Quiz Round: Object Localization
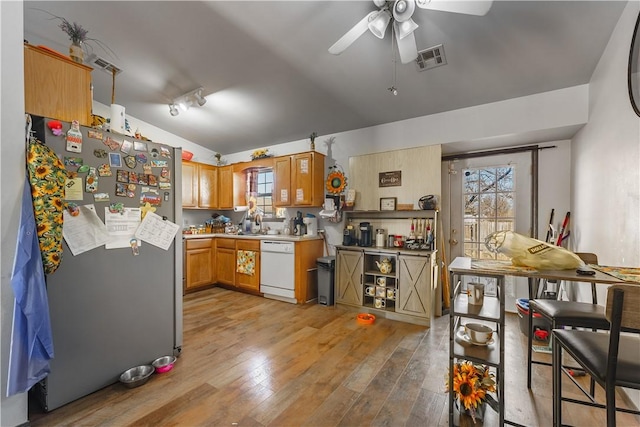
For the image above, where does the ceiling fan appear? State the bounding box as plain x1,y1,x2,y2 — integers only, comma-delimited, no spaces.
329,0,493,64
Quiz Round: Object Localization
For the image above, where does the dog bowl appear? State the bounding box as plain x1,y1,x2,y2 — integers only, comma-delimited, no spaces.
119,365,154,388
152,355,177,373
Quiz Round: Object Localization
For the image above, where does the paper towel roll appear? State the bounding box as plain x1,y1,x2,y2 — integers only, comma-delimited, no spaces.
110,104,126,134
233,206,248,212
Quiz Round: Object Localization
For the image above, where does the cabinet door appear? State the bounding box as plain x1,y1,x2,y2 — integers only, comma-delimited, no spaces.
218,166,234,210
185,239,214,291
292,152,314,206
24,44,92,126
198,164,218,209
182,161,198,208
235,240,260,292
216,248,236,286
397,255,432,318
336,249,363,306
273,156,291,207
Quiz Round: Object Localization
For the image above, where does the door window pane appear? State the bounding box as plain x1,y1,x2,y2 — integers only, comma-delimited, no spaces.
462,165,516,259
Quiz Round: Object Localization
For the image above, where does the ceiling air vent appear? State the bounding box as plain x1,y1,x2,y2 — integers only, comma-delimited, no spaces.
416,44,446,72
86,54,123,76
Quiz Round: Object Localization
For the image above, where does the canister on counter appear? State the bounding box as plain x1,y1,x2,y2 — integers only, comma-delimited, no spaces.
376,229,386,248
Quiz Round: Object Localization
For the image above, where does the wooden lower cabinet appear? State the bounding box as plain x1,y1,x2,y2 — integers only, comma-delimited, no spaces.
235,239,260,293
184,238,214,292
215,238,237,286
336,249,363,306
294,239,324,303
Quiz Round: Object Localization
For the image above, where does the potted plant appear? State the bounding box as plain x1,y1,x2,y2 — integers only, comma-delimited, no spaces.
446,360,497,424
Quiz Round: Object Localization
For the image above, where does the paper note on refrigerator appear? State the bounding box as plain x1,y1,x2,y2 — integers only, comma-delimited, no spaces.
104,207,142,249
63,204,110,255
134,211,180,250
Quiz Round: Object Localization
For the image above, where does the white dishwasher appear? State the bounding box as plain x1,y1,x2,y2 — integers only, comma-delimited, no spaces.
260,240,296,304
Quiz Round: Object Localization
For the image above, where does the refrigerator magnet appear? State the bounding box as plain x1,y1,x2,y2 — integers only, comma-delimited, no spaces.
85,168,98,193
116,170,129,183
130,238,140,256
109,152,122,168
98,164,112,177
94,149,107,158
103,136,120,151
124,156,137,169
120,140,133,154
142,164,152,175
65,120,83,153
136,153,147,164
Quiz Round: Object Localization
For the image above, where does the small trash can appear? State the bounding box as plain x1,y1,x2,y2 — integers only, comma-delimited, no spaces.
516,298,551,338
317,256,335,306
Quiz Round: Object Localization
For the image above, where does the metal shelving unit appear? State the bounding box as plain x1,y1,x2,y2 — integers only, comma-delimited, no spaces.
449,258,506,426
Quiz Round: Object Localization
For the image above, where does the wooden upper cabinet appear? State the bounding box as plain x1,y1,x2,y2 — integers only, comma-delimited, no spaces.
273,156,291,207
24,44,92,126
198,164,218,209
292,152,325,207
218,165,234,210
182,161,198,208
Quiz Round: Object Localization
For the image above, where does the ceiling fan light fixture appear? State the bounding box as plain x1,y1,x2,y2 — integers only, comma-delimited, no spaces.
168,87,207,116
169,104,179,116
393,0,416,22
394,18,418,40
368,10,391,39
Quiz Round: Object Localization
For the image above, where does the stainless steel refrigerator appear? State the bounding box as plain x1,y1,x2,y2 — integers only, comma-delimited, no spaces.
30,116,183,411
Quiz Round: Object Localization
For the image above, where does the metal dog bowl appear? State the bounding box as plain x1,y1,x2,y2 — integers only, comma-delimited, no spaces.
152,355,177,373
119,365,154,388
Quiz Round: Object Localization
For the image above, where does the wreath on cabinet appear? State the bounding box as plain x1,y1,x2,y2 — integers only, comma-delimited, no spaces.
326,165,347,195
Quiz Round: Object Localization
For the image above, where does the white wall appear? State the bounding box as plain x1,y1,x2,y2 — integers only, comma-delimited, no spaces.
572,1,640,267
1,2,29,426
571,0,640,407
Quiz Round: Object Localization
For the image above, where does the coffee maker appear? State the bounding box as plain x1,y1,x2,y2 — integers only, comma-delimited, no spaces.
358,222,372,247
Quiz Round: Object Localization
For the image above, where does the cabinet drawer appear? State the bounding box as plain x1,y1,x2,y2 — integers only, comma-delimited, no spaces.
186,238,213,250
236,239,260,251
216,238,237,249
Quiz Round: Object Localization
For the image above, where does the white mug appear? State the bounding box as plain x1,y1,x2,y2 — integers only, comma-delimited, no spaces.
468,282,485,305
366,286,375,296
375,298,386,309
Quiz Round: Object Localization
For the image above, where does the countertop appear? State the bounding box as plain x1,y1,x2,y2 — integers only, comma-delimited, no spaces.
183,233,323,242
335,244,436,256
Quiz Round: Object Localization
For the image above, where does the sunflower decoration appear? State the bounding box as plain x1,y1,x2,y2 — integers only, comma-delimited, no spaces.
446,360,497,424
326,165,347,195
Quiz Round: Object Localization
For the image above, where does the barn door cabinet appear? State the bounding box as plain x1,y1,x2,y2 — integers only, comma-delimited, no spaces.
335,210,438,326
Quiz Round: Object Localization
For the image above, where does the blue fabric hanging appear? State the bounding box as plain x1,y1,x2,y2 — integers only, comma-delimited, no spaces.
6,175,54,396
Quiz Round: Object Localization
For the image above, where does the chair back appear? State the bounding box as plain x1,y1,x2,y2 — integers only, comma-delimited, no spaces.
576,253,598,304
605,285,640,331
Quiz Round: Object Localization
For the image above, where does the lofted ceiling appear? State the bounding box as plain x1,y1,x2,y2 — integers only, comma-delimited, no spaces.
23,1,626,155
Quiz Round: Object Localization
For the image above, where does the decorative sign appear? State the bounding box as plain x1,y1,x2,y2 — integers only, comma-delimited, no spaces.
379,171,402,187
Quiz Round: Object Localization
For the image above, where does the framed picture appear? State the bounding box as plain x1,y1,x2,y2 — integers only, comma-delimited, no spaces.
109,152,122,167
380,197,397,211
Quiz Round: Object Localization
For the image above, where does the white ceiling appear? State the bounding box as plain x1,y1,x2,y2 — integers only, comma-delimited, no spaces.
23,1,626,155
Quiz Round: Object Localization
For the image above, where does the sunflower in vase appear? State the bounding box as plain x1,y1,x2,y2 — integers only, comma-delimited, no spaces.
446,360,497,424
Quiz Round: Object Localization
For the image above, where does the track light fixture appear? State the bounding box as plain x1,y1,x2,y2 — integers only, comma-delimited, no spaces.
167,87,207,116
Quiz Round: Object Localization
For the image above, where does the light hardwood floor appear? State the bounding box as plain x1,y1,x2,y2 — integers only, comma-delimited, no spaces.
30,287,639,426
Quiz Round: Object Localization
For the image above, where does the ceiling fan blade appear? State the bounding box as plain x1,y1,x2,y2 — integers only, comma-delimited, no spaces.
329,11,378,55
396,30,418,64
415,0,493,16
